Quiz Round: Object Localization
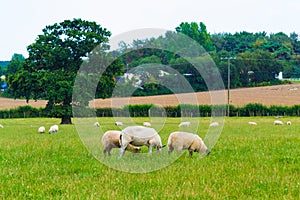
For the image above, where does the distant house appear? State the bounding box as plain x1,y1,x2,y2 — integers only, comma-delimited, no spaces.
117,73,143,89
275,72,283,80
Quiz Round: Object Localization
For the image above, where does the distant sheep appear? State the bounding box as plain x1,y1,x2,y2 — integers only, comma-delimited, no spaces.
48,125,59,134
94,122,100,127
209,122,219,127
178,121,191,127
101,130,141,157
286,121,292,125
119,126,163,158
274,116,283,119
248,121,257,126
38,126,45,133
274,120,283,125
143,122,151,127
115,121,123,126
167,131,210,156
0,124,3,128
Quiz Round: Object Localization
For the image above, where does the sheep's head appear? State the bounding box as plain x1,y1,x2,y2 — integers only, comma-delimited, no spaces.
198,137,210,156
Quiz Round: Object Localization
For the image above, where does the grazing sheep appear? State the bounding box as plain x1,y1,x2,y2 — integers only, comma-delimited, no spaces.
115,121,123,126
119,126,163,158
274,116,283,119
38,126,45,133
0,124,3,128
101,130,141,157
274,120,283,125
94,122,100,127
178,121,191,127
143,122,151,127
286,121,292,125
209,122,219,127
48,125,59,134
248,121,257,126
167,131,210,157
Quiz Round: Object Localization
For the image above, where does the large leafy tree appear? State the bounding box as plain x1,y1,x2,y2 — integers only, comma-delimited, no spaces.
8,19,116,124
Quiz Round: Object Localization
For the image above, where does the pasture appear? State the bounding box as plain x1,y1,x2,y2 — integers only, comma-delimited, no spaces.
0,117,299,199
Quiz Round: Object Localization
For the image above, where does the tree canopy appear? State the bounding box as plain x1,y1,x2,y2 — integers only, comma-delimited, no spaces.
7,18,122,124
4,20,300,119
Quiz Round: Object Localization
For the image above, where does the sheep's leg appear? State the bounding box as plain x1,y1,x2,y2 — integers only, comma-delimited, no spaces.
188,149,194,157
119,143,128,158
148,145,153,154
168,146,174,155
156,146,162,153
107,148,111,156
119,147,125,158
103,149,107,157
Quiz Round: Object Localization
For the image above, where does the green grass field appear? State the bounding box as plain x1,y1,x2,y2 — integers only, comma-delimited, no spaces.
0,117,299,199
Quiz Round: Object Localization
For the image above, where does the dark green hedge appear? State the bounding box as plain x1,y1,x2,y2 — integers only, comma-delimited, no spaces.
1,103,300,118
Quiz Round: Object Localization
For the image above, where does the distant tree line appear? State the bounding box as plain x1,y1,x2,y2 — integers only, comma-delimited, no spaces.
110,22,300,96
1,103,300,118
1,19,300,123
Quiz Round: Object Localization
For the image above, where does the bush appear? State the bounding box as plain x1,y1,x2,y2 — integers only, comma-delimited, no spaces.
2,103,300,118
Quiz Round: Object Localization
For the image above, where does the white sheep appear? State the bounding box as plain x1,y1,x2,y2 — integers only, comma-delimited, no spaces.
209,122,219,127
119,126,163,158
167,131,210,156
178,121,191,127
248,121,257,126
143,122,151,127
38,126,45,133
101,130,141,157
274,120,283,125
94,122,100,127
115,121,123,126
48,125,59,134
286,121,292,125
0,124,3,128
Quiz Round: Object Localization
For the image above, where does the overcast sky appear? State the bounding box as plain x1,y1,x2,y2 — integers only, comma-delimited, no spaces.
1,0,299,60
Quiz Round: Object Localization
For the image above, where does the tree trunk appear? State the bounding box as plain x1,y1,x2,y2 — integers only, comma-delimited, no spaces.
61,115,72,124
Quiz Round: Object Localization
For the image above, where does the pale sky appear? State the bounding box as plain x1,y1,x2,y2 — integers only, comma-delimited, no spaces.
1,0,299,60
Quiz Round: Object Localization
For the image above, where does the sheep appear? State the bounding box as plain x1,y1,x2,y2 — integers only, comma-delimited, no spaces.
38,126,45,133
115,121,123,126
101,130,141,157
274,116,283,119
248,121,257,126
0,124,3,128
274,120,283,125
94,122,100,127
178,121,191,127
119,126,163,158
143,122,151,127
209,122,219,127
48,125,59,134
286,121,292,125
167,131,210,157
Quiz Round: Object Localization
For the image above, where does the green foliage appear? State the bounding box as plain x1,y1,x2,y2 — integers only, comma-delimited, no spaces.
176,22,216,52
0,106,42,118
242,103,268,116
3,103,300,119
6,54,25,76
132,83,172,96
7,19,116,124
123,104,153,117
114,23,300,97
